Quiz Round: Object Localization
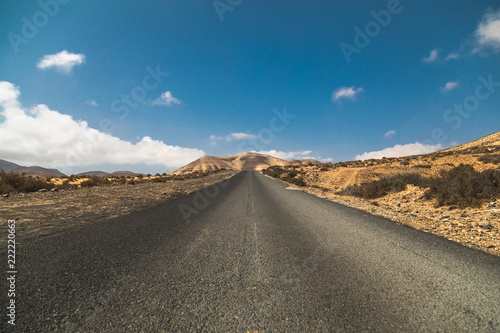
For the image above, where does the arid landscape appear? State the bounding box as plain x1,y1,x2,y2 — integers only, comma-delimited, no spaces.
262,131,500,256
1,131,499,256
3,2,500,331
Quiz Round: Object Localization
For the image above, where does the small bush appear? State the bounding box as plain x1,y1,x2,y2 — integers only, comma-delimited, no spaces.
262,166,287,178
0,171,55,194
478,154,500,164
57,179,77,190
337,173,428,199
80,176,111,188
425,164,500,208
414,164,432,169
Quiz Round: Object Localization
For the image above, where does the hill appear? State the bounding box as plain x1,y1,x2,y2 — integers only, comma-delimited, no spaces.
76,170,142,178
0,159,66,178
172,152,313,175
441,131,500,153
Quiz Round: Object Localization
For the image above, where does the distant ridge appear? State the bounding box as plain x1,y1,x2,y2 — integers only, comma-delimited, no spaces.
171,152,319,175
0,159,66,178
441,131,500,153
76,170,142,178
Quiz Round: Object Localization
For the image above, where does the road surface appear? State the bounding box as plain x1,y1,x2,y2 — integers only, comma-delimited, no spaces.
4,171,500,332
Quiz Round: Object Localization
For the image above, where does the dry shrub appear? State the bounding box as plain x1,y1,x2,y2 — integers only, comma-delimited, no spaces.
425,164,500,208
478,154,500,165
80,176,111,188
0,171,54,194
338,173,428,199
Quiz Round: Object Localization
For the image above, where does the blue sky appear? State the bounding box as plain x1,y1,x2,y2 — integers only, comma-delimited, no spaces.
1,0,500,174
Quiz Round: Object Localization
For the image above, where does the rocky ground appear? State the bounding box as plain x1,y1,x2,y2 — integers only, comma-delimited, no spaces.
0,170,236,247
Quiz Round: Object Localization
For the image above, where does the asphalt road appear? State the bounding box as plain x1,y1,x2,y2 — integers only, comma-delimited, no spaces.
3,171,500,332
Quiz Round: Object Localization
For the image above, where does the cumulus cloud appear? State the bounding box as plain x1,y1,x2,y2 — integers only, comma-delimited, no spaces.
384,130,396,138
152,91,181,106
475,9,500,50
85,100,98,107
0,81,204,170
422,48,439,63
253,150,314,160
355,142,443,160
440,80,460,93
332,86,364,102
210,132,258,143
37,50,85,73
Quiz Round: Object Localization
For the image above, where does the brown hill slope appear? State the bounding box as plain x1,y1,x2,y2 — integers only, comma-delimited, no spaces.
77,170,142,178
219,152,290,171
172,152,293,174
0,159,66,178
172,156,236,174
441,131,500,153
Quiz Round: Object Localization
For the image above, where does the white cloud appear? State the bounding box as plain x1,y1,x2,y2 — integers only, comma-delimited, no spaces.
384,130,396,138
210,132,258,143
423,48,439,63
253,150,313,160
475,9,500,50
332,86,364,102
152,91,181,106
0,81,204,170
85,100,98,107
226,133,258,141
37,50,85,73
445,52,460,60
355,142,443,160
440,80,460,93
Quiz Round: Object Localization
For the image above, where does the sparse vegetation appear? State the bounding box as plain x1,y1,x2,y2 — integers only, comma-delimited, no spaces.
334,164,500,208
80,176,111,188
262,166,306,186
425,164,500,208
0,171,54,194
337,173,428,199
0,168,228,194
479,154,500,165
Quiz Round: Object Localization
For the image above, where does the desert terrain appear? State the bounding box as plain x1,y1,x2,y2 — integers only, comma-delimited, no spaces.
262,131,500,256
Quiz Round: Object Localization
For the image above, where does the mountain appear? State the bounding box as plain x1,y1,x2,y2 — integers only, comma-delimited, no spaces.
219,152,291,171
77,171,113,177
172,152,296,174
0,159,20,173
0,159,66,178
76,171,142,178
441,131,500,153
